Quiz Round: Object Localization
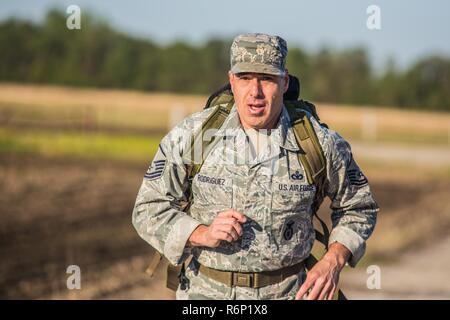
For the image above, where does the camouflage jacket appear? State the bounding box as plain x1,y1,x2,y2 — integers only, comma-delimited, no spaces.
132,105,379,272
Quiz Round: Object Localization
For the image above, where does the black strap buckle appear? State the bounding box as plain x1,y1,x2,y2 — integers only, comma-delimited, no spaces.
178,263,190,291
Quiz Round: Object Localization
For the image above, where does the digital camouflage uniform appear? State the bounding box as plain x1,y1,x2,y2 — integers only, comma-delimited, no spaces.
132,33,379,300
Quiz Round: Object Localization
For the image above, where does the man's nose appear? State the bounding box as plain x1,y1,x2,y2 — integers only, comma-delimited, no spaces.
249,78,263,97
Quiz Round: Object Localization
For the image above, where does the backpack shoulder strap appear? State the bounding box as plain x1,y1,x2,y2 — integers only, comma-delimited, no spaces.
285,101,326,186
285,102,329,246
185,95,234,182
285,101,347,300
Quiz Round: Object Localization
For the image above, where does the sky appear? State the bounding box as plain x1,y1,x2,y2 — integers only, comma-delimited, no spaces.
1,0,449,69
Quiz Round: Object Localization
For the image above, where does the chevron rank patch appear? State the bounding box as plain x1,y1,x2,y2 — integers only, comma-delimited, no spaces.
347,169,368,187
144,159,166,180
345,152,369,187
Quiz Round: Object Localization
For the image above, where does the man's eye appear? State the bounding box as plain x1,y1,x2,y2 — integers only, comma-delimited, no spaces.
261,76,275,82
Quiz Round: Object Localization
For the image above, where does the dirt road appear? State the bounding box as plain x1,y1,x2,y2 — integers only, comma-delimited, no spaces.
341,235,450,299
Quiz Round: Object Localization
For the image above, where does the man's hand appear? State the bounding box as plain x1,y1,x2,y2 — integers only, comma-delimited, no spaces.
295,242,351,300
187,209,247,248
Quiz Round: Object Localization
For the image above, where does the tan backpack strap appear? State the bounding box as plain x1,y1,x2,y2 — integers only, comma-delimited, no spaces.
183,101,233,220
287,107,326,185
186,101,233,181
287,105,347,300
145,251,163,278
287,107,329,244
166,263,185,291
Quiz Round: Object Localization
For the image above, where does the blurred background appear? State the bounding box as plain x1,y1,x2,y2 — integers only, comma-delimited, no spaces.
0,0,449,299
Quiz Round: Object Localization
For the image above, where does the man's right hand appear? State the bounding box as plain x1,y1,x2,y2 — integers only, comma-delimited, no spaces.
187,209,247,248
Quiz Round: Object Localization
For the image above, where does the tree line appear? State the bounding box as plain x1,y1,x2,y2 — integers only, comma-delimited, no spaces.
0,9,448,111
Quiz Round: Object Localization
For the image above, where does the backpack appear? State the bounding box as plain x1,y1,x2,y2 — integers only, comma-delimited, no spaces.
146,74,346,300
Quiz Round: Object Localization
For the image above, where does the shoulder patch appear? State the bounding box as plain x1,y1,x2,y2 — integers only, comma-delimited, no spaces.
347,169,368,187
344,152,369,187
144,160,166,180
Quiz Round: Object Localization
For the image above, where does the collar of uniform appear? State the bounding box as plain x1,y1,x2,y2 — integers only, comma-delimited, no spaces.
214,103,300,152
275,105,300,152
214,104,242,138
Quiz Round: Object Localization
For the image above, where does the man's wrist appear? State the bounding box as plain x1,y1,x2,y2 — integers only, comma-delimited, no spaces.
187,224,208,247
323,242,351,269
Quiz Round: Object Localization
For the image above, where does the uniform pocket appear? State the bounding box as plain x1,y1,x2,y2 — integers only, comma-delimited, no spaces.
271,176,316,213
193,166,233,202
190,167,233,224
270,212,315,267
270,175,316,265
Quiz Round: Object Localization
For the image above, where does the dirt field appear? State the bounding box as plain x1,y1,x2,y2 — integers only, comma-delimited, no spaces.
1,153,449,299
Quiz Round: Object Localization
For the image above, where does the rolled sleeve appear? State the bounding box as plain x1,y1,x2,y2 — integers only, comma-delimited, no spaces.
163,215,202,265
329,226,366,267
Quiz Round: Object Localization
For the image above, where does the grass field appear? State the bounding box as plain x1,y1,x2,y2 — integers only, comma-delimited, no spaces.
0,128,162,162
1,83,449,164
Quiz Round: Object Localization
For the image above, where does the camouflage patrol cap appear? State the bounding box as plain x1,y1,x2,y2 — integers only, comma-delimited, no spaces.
230,33,288,76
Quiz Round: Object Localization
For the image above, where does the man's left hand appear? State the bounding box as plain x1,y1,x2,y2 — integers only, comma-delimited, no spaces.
295,242,351,300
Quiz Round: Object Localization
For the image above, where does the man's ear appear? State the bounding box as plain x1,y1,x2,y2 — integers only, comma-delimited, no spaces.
228,71,235,93
283,70,290,94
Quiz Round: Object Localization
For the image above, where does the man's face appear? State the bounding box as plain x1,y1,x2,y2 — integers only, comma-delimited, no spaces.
229,71,289,130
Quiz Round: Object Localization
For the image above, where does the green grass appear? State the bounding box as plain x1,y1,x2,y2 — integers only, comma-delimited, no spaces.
0,128,162,162
2,101,450,146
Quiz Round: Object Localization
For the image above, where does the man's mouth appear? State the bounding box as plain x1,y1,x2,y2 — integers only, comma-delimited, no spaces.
247,103,266,115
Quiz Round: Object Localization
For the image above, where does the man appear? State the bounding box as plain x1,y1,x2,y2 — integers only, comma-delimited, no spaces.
132,33,379,300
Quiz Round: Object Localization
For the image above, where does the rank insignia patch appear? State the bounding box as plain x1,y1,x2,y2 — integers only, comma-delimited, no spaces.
144,160,166,180
347,169,368,187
